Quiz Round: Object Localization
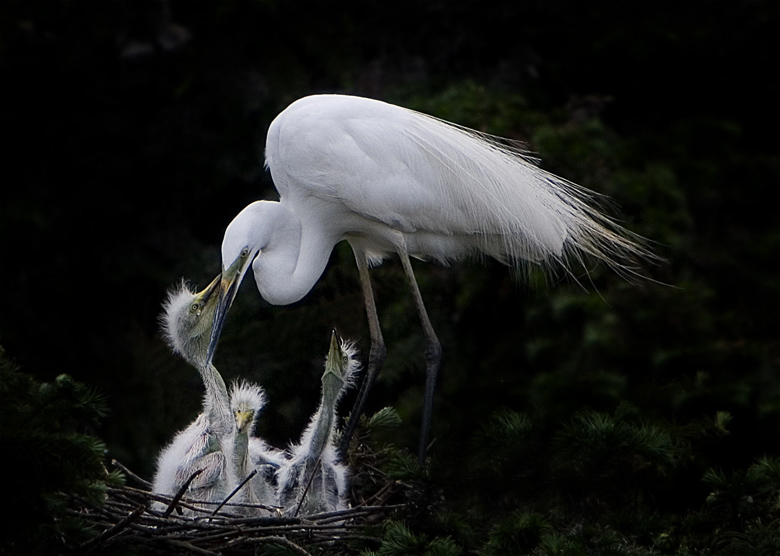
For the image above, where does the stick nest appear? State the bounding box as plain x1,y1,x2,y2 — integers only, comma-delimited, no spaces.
66,458,410,556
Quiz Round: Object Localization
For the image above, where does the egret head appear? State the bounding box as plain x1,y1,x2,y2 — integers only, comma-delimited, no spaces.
161,275,223,369
322,330,359,403
230,381,266,435
207,202,274,364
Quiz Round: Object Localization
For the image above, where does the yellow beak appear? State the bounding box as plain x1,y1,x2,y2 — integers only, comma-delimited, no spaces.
235,410,254,433
206,249,255,364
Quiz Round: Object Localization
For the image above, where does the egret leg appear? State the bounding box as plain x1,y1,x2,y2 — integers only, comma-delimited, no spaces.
397,249,442,464
338,250,386,458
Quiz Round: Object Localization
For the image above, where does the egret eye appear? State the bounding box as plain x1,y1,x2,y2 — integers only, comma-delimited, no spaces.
241,247,250,258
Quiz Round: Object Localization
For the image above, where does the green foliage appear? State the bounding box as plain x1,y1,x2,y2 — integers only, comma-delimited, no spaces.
552,408,677,475
651,456,780,555
358,403,777,556
538,532,586,556
367,406,404,433
1,2,776,555
470,408,540,474
483,511,552,555
398,81,534,137
0,348,115,554
386,452,429,482
702,456,780,527
362,522,460,556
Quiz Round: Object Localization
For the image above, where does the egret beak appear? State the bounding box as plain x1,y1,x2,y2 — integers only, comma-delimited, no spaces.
206,249,254,365
323,329,344,384
198,273,223,306
235,410,254,433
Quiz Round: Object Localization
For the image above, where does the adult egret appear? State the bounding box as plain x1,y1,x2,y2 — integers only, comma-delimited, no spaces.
206,94,653,463
277,331,358,515
153,278,234,508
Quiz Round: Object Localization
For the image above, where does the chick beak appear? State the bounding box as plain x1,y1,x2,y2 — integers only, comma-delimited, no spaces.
198,273,222,305
323,329,345,385
206,251,253,364
235,410,254,433
328,329,341,361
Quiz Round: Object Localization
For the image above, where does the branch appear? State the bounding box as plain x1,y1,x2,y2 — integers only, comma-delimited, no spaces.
79,503,146,552
163,469,203,518
112,459,153,489
229,535,314,556
165,539,223,556
293,456,322,517
68,461,407,555
212,469,256,516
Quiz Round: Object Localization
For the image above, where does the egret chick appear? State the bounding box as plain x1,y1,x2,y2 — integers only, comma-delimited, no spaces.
152,277,234,509
229,381,285,513
277,331,359,515
152,413,228,510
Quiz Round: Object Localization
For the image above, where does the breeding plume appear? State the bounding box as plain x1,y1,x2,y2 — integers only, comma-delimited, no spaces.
205,94,653,463
277,331,359,515
153,278,234,508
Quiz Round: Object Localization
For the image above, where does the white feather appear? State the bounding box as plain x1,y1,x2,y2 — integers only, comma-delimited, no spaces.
213,94,657,464
276,337,360,515
265,94,650,271
228,380,282,512
152,413,230,511
160,280,196,358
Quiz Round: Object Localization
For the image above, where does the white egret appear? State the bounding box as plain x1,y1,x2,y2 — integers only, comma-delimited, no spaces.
277,331,359,515
161,277,233,437
228,380,285,513
205,94,654,463
152,412,228,510
153,278,234,509
248,432,290,478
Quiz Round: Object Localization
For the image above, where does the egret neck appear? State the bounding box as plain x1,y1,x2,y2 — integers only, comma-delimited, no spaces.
250,202,338,307
200,362,232,438
307,332,347,463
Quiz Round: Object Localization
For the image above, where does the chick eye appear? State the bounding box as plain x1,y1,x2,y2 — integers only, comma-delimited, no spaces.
342,355,349,365
190,303,200,314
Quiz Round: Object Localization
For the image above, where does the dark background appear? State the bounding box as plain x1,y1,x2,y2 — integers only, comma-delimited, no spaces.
1,0,778,550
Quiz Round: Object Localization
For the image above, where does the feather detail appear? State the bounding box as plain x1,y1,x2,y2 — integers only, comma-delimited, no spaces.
267,94,654,277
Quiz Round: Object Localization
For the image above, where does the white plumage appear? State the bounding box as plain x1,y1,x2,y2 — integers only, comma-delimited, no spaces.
264,94,644,268
152,413,229,509
228,380,286,513
156,278,297,515
152,278,233,510
205,94,654,463
277,332,359,515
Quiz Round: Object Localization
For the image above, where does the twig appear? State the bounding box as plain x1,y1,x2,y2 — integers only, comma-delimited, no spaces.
79,503,146,552
302,504,404,523
163,469,203,518
230,535,314,556
112,459,153,489
165,539,223,556
293,456,322,517
68,460,408,555
364,479,399,507
211,469,257,516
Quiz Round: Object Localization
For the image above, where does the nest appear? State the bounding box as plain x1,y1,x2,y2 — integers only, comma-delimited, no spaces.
67,459,408,555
